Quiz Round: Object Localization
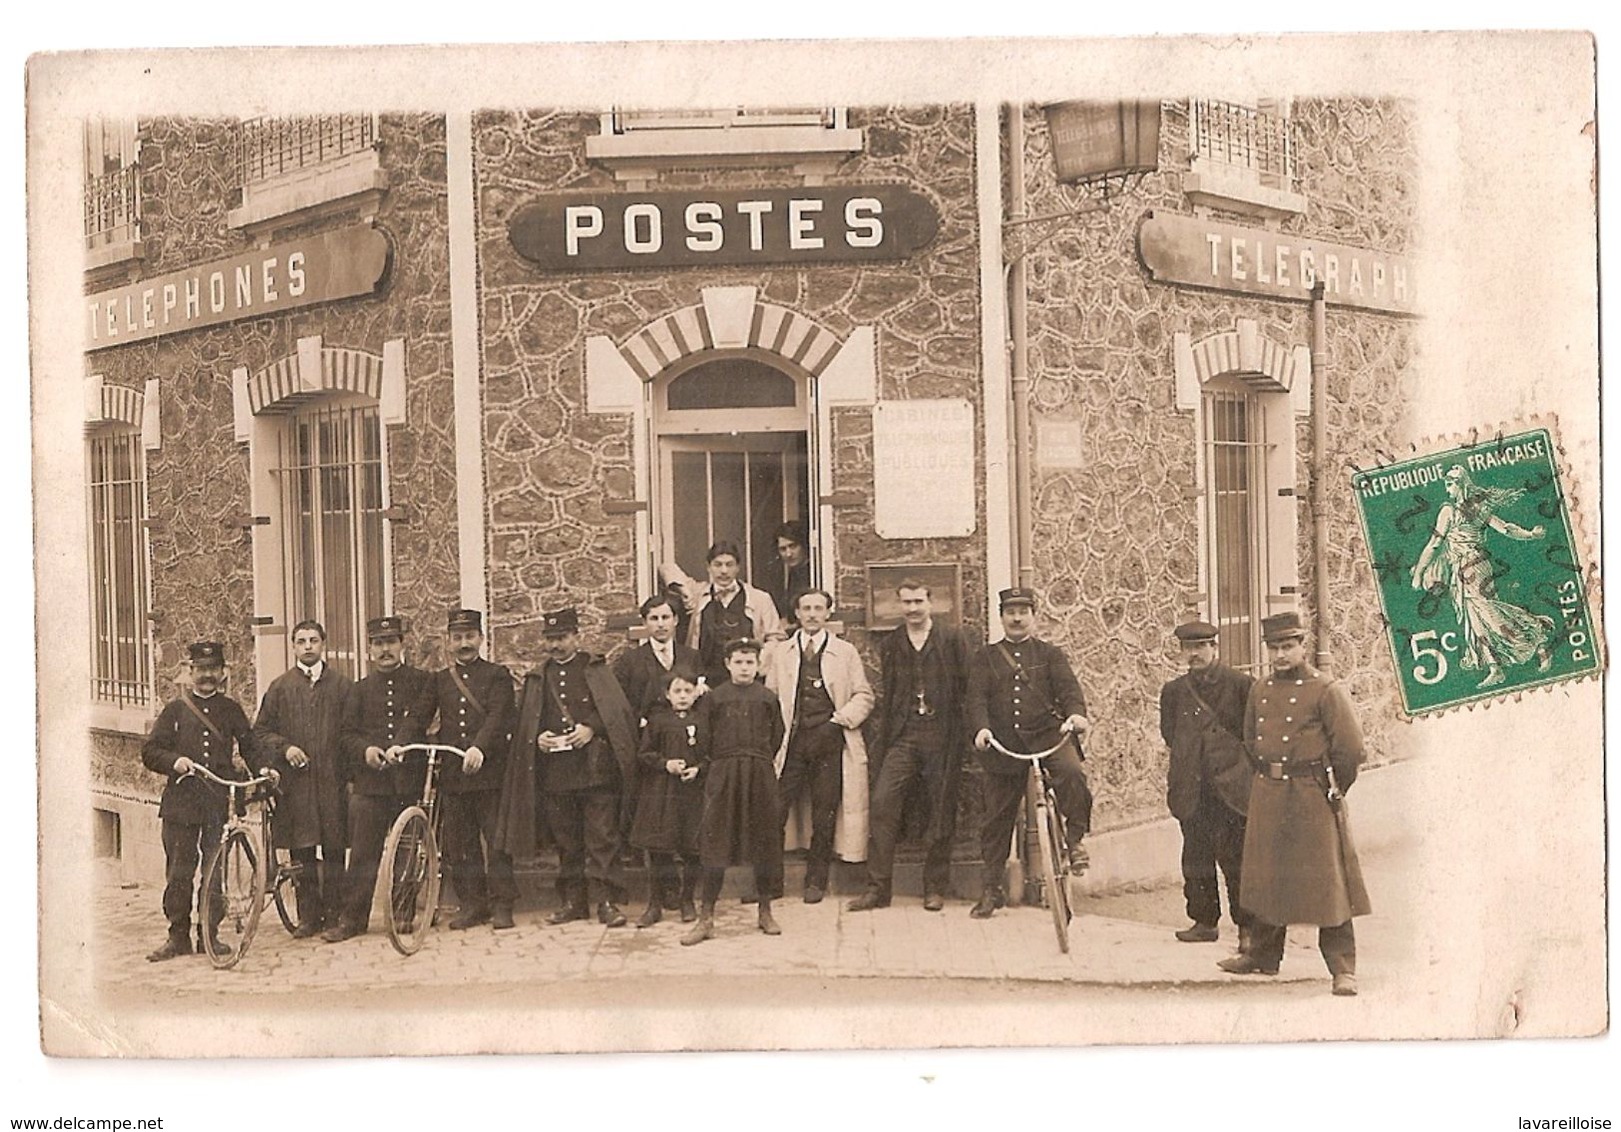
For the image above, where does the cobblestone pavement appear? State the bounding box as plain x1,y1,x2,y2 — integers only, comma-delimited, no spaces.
94,861,1342,1003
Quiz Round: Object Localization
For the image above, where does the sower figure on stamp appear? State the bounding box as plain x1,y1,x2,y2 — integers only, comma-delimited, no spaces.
326,616,429,943
416,609,518,930
511,607,639,928
254,620,353,939
966,587,1093,919
763,588,875,904
141,642,254,961
1217,612,1372,996
848,578,971,913
1159,620,1255,947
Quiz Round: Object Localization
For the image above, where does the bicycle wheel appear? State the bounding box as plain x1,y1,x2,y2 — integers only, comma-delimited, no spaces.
383,806,439,956
1042,788,1074,950
271,860,299,934
200,829,265,970
1032,794,1070,954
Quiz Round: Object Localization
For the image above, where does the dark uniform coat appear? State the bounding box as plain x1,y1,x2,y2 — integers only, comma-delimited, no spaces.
142,692,254,825
501,655,638,853
612,639,702,720
415,657,515,795
341,664,431,798
1159,664,1254,820
872,622,972,841
254,665,353,850
1239,664,1372,926
629,700,709,854
966,637,1088,773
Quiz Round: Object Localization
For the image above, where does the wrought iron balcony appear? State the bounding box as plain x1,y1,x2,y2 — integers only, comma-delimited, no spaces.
84,163,141,243
1189,99,1297,185
237,114,376,186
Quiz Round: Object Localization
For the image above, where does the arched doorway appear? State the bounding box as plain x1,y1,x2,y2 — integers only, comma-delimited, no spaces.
653,351,812,593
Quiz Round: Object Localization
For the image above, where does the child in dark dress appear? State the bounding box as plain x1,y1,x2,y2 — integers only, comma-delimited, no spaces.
683,638,786,946
630,667,708,927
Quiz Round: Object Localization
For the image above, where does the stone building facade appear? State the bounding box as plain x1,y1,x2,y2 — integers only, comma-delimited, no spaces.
82,99,1417,889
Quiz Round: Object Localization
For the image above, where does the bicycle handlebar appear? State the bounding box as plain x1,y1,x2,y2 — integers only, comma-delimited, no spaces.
182,765,279,790
984,726,1074,762
391,743,469,760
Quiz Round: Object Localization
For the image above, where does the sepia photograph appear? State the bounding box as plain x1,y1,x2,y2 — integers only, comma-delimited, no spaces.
16,13,1614,1128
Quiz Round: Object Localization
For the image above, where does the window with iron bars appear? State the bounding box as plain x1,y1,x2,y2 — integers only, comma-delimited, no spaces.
1201,386,1272,675
272,399,387,682
87,427,152,707
237,114,377,186
607,107,842,133
1189,99,1297,187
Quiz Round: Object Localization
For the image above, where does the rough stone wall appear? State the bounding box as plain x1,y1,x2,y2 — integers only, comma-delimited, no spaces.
86,113,458,771
1017,100,1419,831
472,106,986,675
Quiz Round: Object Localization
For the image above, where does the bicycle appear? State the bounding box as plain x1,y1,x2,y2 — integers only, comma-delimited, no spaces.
191,764,291,969
986,727,1077,954
381,743,468,956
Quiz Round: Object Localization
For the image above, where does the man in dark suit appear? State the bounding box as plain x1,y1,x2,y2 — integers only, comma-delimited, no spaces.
512,607,639,928
613,593,703,719
965,587,1093,919
415,609,518,930
1159,620,1254,946
140,641,254,961
847,578,971,913
762,520,813,620
254,620,353,938
325,616,431,942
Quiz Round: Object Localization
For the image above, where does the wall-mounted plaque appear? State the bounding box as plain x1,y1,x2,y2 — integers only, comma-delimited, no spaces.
872,398,976,539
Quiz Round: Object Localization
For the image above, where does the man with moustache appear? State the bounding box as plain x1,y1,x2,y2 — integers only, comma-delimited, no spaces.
140,641,254,961
510,608,639,928
847,579,971,913
1217,612,1371,996
1159,620,1255,947
254,620,353,938
324,616,431,942
415,609,517,930
966,588,1093,919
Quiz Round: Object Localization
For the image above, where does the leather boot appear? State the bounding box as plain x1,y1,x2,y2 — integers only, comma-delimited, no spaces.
679,869,698,923
757,898,782,936
969,886,1005,919
637,900,663,928
681,908,715,946
1237,924,1254,956
147,932,192,962
545,902,590,926
491,904,515,931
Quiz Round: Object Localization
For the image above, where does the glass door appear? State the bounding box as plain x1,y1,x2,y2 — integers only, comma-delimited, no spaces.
661,433,810,587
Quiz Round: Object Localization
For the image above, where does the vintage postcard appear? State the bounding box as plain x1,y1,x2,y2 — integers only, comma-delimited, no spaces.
27,32,1603,1074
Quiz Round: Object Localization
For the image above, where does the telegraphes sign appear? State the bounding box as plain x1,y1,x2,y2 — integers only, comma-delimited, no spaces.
1138,211,1417,315
85,225,391,351
507,186,940,270
872,399,976,540
1351,426,1600,716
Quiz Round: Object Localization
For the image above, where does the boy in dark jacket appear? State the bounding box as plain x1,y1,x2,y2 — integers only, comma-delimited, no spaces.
629,667,708,926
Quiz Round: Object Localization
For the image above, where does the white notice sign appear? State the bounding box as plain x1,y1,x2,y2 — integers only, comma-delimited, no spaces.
872,399,976,539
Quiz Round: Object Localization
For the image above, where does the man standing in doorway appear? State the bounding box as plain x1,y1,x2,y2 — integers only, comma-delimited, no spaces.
416,609,517,931
1159,620,1254,947
326,616,430,942
762,588,874,903
1217,612,1371,996
665,540,782,687
847,579,971,913
254,620,353,938
763,520,813,621
966,588,1093,919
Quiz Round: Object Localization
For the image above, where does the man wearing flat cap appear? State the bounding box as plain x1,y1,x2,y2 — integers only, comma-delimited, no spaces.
1160,620,1255,947
1218,611,1371,996
509,607,639,928
141,642,254,961
965,587,1094,919
415,609,518,930
327,616,431,942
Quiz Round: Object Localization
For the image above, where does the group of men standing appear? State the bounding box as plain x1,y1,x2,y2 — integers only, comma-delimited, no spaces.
141,543,1369,995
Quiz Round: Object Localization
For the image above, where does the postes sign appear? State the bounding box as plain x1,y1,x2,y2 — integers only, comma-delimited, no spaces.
1138,211,1417,316
508,186,941,271
85,225,391,351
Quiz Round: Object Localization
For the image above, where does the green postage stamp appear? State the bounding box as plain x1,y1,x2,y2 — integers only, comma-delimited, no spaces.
1352,423,1602,716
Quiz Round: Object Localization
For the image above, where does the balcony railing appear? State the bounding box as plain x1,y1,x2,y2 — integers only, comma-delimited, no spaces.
1190,99,1297,184
237,114,376,186
84,163,141,243
609,107,840,133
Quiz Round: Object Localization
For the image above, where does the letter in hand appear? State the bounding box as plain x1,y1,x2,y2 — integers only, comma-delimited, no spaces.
365,746,387,771
462,746,484,774
973,729,992,751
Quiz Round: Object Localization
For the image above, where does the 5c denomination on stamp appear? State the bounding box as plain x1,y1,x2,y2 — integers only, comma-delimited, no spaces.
1352,423,1601,716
